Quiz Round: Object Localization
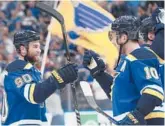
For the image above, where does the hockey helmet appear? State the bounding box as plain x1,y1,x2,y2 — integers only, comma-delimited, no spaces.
111,15,141,41
139,16,154,42
13,30,40,49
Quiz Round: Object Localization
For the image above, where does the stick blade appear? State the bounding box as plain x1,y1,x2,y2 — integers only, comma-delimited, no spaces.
35,2,64,24
80,81,99,109
80,81,93,97
80,81,118,125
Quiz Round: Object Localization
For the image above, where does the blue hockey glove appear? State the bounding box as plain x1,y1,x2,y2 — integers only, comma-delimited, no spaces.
118,109,147,125
83,50,106,77
152,7,165,25
152,7,164,32
52,63,78,88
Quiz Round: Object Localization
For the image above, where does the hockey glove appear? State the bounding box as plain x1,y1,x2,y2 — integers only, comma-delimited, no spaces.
152,7,164,32
52,63,78,89
83,50,106,77
118,109,147,125
152,7,165,25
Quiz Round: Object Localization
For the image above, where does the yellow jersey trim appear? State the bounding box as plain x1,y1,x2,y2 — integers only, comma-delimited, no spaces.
24,63,33,69
29,84,37,104
145,112,165,119
146,48,165,64
126,54,137,62
52,70,64,83
143,88,164,101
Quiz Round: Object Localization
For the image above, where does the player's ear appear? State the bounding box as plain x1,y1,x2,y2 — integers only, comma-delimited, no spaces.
148,32,155,41
121,33,128,43
20,45,27,56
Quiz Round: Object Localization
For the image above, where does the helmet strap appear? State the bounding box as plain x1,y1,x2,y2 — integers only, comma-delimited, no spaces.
114,45,123,69
114,35,128,69
24,45,29,62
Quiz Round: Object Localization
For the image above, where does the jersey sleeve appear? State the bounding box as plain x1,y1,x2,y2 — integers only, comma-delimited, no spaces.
127,55,164,102
5,72,38,104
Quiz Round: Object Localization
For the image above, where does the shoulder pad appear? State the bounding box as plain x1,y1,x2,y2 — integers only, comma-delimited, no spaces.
126,54,137,62
146,48,165,64
6,60,33,73
129,48,157,61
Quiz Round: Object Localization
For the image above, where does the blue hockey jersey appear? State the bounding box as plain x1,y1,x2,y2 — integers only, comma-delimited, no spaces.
111,47,164,120
2,60,47,125
141,45,164,89
145,47,164,89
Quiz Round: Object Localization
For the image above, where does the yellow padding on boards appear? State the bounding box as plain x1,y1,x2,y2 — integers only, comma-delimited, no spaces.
143,88,164,101
126,54,137,61
29,84,37,104
52,70,64,83
145,112,165,119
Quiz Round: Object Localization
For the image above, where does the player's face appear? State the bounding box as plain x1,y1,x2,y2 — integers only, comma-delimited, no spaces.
116,32,128,45
109,31,120,50
27,41,41,63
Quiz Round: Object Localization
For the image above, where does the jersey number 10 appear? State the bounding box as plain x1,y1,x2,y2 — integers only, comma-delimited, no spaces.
144,67,159,79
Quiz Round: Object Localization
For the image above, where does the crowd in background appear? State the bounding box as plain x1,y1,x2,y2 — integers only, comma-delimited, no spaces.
0,1,164,118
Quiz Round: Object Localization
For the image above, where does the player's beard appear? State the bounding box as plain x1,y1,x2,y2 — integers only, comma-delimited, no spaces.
26,52,41,64
27,55,40,64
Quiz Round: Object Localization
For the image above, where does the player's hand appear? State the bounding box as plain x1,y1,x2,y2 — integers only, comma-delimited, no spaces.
152,7,165,25
52,63,78,88
152,7,164,33
118,109,147,125
83,50,106,77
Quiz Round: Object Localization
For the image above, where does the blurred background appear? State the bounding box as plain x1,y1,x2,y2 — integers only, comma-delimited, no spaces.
0,1,164,125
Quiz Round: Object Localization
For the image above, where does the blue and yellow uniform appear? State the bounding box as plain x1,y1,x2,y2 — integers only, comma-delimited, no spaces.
94,47,164,125
143,46,164,89
89,15,164,125
112,47,164,119
2,60,47,125
2,30,78,125
2,59,78,125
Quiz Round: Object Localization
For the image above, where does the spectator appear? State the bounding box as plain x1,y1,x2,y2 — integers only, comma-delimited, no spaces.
137,2,148,17
0,11,8,26
5,1,17,19
8,9,21,32
127,1,140,15
15,2,25,18
37,15,47,33
110,1,135,18
0,2,8,11
26,1,40,19
15,21,21,32
97,1,111,12
0,26,14,55
146,1,164,15
21,9,37,30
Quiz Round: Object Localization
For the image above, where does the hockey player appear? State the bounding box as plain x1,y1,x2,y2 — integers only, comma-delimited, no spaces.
150,7,164,60
2,30,78,125
83,16,164,125
138,16,155,46
139,16,164,89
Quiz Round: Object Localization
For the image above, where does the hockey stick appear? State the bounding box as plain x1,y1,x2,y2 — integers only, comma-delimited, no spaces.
35,2,81,126
80,81,119,125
